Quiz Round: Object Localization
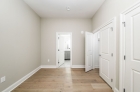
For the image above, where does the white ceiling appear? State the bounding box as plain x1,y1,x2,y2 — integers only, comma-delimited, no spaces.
24,0,105,18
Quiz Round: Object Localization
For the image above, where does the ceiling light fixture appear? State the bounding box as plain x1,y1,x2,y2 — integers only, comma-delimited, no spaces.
66,6,70,11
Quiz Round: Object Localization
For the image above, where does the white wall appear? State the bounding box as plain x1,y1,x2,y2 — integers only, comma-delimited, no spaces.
41,18,92,66
92,0,139,90
0,0,41,91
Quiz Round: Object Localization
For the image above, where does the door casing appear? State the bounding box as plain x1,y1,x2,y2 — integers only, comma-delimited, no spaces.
56,32,72,68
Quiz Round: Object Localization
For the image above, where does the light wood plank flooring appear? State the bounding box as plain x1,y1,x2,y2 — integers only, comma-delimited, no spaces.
12,68,113,92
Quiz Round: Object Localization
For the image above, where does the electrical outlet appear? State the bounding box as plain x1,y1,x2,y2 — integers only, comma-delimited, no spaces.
48,59,50,62
1,76,6,83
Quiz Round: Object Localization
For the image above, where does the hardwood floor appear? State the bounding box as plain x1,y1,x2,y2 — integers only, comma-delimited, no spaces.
12,68,113,92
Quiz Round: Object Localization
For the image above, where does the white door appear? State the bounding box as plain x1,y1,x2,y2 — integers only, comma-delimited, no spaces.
99,23,114,88
124,6,140,92
95,32,100,68
85,32,93,72
93,32,99,69
58,35,65,67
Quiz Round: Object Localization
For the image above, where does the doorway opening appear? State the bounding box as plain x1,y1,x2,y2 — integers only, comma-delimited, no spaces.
56,32,72,68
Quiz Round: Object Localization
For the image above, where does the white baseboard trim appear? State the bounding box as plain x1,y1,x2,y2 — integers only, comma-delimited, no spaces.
3,65,86,92
72,65,85,68
2,66,41,92
114,88,119,92
94,65,99,68
41,65,56,68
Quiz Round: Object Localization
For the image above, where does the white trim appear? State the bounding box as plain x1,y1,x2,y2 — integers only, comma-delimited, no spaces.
121,0,140,14
119,1,140,92
114,88,119,92
72,65,85,68
56,32,72,68
2,66,41,92
41,65,57,68
119,14,126,92
113,17,117,92
92,17,116,34
92,17,117,91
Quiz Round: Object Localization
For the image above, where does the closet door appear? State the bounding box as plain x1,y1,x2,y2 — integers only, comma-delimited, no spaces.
95,32,100,68
99,23,114,88
124,6,140,92
85,32,93,72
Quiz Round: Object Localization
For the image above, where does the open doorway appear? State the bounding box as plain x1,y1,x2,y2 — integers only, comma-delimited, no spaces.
56,32,72,68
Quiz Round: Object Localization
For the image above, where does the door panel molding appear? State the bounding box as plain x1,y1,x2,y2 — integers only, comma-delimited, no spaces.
101,58,109,78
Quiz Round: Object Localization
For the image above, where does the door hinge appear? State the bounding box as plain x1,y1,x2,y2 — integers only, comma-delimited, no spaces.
58,37,59,39
111,53,113,57
122,22,126,27
111,79,113,82
58,62,59,64
58,49,59,51
123,88,125,92
124,55,126,60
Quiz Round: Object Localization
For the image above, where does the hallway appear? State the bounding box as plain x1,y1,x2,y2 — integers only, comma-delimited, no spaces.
12,68,113,92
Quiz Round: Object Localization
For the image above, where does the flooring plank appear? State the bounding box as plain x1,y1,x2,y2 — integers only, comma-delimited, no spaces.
12,68,113,92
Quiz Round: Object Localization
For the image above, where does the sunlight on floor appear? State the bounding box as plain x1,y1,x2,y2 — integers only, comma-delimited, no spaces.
60,60,71,68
